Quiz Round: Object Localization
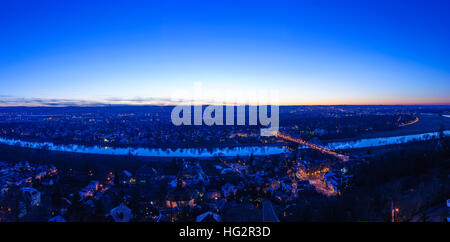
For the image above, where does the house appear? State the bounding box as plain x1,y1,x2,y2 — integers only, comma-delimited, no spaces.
49,215,66,222
155,213,169,222
221,183,237,199
166,178,195,208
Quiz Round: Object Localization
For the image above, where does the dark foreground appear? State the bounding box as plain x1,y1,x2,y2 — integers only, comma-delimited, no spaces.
0,136,448,222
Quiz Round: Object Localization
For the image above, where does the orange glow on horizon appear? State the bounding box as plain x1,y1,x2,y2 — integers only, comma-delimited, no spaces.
0,97,449,107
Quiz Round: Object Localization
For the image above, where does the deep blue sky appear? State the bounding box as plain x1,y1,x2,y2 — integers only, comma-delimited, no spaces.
1,0,449,105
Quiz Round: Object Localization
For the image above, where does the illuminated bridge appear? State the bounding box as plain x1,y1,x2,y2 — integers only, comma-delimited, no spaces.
273,131,350,162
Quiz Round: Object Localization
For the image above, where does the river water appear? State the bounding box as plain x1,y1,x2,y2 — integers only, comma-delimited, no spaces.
0,130,448,157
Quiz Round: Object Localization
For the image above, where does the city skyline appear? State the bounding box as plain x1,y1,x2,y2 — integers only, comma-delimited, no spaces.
1,0,450,106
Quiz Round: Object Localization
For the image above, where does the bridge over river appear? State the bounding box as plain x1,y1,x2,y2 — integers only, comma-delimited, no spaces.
273,131,350,162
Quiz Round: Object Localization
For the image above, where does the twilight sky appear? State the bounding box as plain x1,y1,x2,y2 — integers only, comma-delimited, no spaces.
0,0,449,106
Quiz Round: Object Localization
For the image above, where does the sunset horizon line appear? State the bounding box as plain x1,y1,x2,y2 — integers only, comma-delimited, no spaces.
1,102,449,108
